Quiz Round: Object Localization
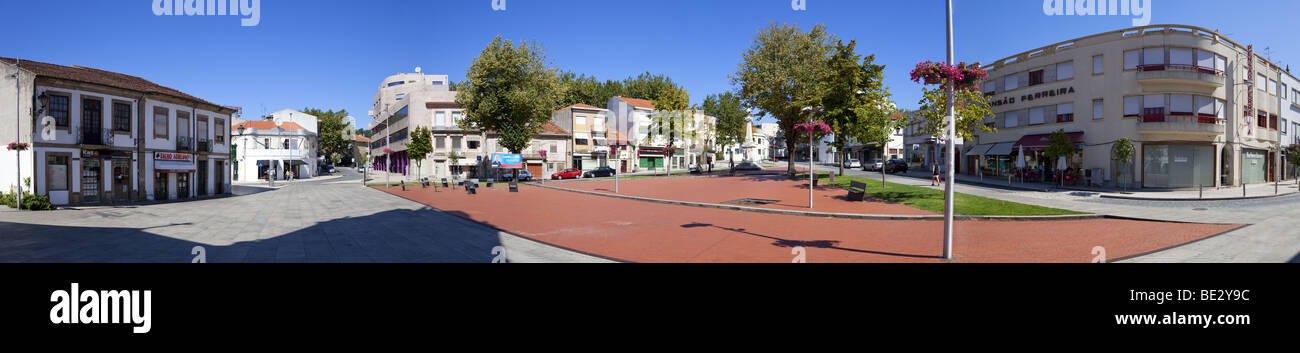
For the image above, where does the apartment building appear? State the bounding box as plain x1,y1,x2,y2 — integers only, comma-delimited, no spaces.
552,104,609,171
970,25,1285,189
1,58,234,205
367,69,484,180
1280,68,1299,180
606,96,659,172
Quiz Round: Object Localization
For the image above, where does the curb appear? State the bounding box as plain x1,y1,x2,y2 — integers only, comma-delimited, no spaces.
1098,191,1298,201
529,183,1103,222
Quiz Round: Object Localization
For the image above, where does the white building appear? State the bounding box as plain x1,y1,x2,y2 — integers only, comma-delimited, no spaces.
606,96,662,172
1281,69,1299,180
231,112,319,182
1,58,234,205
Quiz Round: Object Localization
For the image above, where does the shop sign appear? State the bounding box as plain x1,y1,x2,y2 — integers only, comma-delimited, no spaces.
990,86,1075,107
154,152,194,162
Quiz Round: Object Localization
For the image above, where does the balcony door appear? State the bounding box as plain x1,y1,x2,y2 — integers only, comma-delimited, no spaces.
82,99,103,145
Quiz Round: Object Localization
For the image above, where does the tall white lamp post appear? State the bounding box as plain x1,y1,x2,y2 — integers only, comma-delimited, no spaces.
802,106,821,209
942,0,957,260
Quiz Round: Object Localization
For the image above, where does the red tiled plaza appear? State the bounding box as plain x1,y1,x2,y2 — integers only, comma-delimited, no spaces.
376,177,1242,263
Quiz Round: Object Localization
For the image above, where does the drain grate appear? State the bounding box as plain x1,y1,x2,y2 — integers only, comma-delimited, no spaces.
723,198,780,206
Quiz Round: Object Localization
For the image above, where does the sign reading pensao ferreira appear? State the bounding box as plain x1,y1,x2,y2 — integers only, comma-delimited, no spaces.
492,154,524,169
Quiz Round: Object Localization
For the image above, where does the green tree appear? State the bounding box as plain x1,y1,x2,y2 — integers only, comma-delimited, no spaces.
702,92,749,170
302,108,350,164
448,150,464,181
911,88,995,143
732,22,836,177
407,126,433,183
1112,137,1134,189
819,40,895,178
1044,129,1078,187
645,85,692,175
455,36,565,183
1287,144,1300,186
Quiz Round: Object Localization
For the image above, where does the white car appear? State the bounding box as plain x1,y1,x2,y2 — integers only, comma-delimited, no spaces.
845,159,862,169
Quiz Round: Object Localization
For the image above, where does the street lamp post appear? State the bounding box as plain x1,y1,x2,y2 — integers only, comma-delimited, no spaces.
942,0,956,260
803,106,822,209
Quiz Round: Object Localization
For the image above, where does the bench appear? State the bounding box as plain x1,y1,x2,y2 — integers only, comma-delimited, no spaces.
845,181,867,202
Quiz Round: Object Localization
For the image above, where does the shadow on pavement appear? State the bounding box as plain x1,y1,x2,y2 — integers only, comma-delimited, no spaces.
0,208,502,263
680,222,939,260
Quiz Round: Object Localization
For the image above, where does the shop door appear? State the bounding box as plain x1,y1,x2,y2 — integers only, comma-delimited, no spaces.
177,173,190,199
1242,149,1267,184
81,159,101,203
526,164,543,177
197,160,208,196
155,172,168,201
112,159,130,202
214,161,225,194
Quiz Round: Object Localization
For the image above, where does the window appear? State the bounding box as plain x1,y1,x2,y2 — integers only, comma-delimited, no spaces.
1169,48,1194,67
153,107,169,138
1170,95,1194,115
112,102,132,132
435,111,446,126
1029,70,1045,86
468,140,480,150
451,136,462,150
1143,47,1165,65
46,154,69,191
1196,96,1215,118
49,94,70,128
1283,119,1288,134
575,115,587,126
387,81,405,87
1056,61,1074,80
1196,50,1215,70
1258,74,1268,91
435,136,445,149
451,111,462,125
1268,79,1278,95
431,81,444,85
197,116,209,143
576,139,589,146
1093,55,1104,75
176,111,190,139
1144,95,1166,118
1093,99,1104,120
1293,89,1300,104
215,118,225,144
1123,96,1141,117
1057,103,1074,123
1004,75,1019,91
1005,110,1019,127
1124,50,1140,70
1284,84,1290,100
1028,107,1045,125
395,93,405,101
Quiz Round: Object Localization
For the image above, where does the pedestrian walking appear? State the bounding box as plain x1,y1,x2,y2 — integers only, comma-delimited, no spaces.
931,163,940,186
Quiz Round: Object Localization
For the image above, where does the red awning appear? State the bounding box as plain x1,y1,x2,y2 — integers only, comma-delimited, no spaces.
1013,132,1084,152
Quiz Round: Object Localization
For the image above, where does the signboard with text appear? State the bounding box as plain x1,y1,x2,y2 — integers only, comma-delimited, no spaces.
492,154,524,169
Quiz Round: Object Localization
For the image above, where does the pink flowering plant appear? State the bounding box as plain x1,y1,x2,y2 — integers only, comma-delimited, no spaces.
910,61,988,91
6,142,28,151
795,120,833,139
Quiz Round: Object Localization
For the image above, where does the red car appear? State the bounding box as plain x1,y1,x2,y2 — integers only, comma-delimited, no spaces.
551,168,583,180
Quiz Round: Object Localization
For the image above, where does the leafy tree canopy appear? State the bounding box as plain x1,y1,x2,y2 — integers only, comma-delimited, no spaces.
455,36,565,154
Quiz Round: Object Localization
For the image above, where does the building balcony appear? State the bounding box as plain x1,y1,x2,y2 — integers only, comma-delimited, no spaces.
1136,114,1225,136
176,136,195,151
197,138,212,152
1136,64,1225,87
77,128,113,146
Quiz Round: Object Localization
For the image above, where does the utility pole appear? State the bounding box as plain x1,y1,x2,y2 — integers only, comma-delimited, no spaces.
943,0,957,260
11,60,21,211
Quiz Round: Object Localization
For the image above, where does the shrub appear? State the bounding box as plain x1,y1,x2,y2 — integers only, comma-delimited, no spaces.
0,191,56,211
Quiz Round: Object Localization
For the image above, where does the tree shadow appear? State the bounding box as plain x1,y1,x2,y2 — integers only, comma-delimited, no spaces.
680,222,939,259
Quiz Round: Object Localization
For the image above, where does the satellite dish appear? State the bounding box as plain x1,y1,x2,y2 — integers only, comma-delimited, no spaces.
415,67,422,74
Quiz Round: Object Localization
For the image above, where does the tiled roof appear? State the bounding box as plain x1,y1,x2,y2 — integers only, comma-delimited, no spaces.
615,96,656,109
541,122,569,135
1,57,232,112
354,135,373,143
555,103,603,112
232,120,308,132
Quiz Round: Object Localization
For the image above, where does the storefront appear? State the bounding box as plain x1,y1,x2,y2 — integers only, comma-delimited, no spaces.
638,147,666,170
1241,148,1268,184
154,152,196,200
1143,144,1216,189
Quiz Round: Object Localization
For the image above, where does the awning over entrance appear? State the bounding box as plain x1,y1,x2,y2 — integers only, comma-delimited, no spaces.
1013,132,1084,151
965,144,993,156
155,160,196,173
985,142,1016,156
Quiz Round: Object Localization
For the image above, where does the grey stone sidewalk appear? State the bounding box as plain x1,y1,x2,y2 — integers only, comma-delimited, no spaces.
0,169,611,263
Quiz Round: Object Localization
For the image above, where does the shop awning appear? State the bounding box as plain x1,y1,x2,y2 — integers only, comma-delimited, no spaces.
154,160,196,173
965,144,993,156
985,143,1016,156
1013,132,1084,151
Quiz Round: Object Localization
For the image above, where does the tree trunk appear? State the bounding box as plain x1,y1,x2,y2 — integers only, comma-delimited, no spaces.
786,132,797,178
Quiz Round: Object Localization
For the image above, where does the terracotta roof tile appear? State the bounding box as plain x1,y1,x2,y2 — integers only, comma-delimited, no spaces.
1,57,231,112
541,121,569,135
555,103,603,112
615,96,656,109
354,135,372,143
232,120,308,132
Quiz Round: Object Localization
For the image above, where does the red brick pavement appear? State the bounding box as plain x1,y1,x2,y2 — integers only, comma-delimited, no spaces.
552,173,933,215
377,183,1243,263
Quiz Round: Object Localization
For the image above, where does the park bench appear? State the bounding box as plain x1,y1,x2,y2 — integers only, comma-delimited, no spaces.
845,181,867,202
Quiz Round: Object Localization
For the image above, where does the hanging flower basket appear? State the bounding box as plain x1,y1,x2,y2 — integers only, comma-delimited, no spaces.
664,145,677,155
6,142,28,151
910,61,988,91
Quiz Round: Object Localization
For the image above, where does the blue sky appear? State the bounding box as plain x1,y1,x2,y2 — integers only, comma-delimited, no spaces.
4,0,1299,129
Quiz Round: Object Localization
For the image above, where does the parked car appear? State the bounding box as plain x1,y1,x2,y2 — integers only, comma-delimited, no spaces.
357,166,365,173
863,159,885,171
500,170,533,181
583,167,617,178
551,168,583,180
733,162,763,171
326,165,337,174
845,159,862,169
884,159,909,173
